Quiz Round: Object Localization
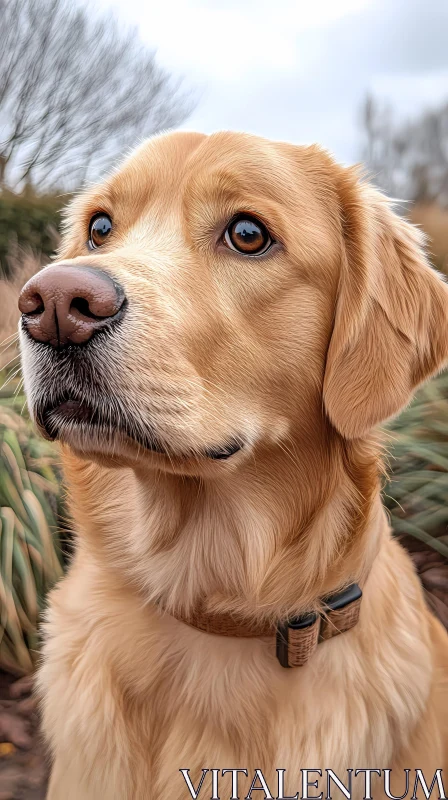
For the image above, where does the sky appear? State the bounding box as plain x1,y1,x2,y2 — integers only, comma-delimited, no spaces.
100,0,448,165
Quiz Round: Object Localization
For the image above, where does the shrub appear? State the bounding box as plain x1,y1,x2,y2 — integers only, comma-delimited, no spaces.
0,190,61,279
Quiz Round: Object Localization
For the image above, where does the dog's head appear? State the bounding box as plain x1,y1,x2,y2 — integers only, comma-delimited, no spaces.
19,131,448,476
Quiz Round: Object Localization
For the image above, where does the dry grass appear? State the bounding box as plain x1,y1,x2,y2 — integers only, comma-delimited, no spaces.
409,203,448,274
0,250,44,371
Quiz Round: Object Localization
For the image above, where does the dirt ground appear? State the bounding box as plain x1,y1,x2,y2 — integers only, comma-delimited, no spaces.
0,538,446,800
0,674,47,799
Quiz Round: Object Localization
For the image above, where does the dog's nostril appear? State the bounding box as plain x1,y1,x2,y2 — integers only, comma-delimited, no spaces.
26,293,45,315
70,296,103,320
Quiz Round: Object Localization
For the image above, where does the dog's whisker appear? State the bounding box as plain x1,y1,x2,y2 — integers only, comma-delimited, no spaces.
0,331,20,351
0,366,22,392
0,352,21,372
13,377,25,398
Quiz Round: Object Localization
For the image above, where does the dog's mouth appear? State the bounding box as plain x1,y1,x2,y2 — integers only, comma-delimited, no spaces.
37,397,243,461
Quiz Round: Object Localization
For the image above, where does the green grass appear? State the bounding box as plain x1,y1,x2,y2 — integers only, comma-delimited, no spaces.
384,371,448,559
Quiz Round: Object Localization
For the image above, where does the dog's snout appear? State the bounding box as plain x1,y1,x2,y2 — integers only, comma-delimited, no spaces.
19,264,126,347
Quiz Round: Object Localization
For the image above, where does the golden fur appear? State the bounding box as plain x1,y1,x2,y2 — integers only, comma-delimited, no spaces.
19,131,448,798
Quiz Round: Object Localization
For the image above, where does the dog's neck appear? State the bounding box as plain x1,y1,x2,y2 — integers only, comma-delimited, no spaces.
65,426,384,624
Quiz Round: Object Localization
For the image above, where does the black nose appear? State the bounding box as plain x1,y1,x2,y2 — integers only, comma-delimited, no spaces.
19,264,126,347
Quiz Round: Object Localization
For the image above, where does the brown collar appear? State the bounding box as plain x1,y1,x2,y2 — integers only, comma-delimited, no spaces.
165,583,363,668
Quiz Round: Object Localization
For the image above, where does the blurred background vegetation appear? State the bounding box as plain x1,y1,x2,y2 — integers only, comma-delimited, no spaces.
0,190,60,280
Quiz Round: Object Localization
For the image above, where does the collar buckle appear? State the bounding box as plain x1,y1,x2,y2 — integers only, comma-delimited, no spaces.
276,583,362,668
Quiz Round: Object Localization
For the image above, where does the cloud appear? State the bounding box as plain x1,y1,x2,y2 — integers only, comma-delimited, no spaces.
100,0,448,163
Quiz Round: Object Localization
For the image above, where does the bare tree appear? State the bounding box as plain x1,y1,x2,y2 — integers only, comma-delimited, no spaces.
360,93,448,207
0,0,193,191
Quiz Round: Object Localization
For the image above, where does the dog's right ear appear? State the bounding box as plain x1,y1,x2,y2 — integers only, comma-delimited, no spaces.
323,167,448,439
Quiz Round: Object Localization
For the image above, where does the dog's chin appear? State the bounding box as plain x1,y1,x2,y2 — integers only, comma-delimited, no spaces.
35,399,244,474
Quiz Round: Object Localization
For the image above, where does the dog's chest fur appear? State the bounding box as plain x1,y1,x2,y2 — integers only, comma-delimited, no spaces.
40,536,432,800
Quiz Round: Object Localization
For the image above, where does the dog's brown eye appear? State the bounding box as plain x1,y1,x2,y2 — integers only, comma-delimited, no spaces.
224,216,272,255
89,214,112,249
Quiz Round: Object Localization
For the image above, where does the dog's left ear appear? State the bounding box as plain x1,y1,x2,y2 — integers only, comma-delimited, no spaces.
323,168,448,439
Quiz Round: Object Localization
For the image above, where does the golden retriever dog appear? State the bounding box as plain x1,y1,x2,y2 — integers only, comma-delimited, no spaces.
19,131,448,799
